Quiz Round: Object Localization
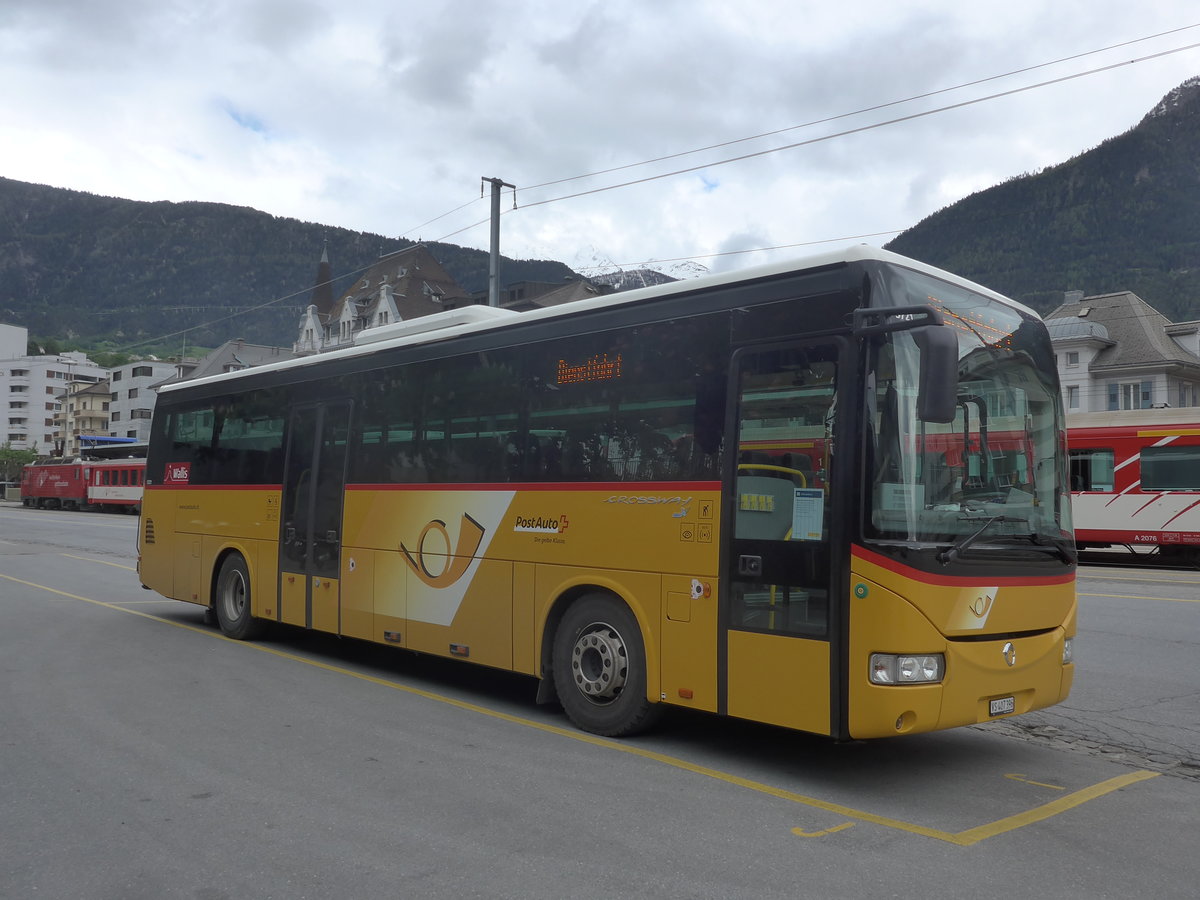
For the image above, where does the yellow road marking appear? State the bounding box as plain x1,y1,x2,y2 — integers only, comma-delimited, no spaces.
0,570,1162,846
1005,773,1065,791
1080,592,1200,603
1079,573,1200,585
60,553,137,571
793,823,855,837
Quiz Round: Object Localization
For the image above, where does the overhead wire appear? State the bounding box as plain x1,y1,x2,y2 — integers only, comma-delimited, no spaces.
517,22,1200,194
460,38,1200,225
115,29,1200,351
407,24,1200,246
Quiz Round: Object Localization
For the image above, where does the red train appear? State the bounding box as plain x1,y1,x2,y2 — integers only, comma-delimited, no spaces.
1068,408,1200,561
20,458,146,513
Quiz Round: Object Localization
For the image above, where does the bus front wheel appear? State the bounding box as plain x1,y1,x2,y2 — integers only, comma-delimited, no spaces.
214,554,266,640
552,593,661,737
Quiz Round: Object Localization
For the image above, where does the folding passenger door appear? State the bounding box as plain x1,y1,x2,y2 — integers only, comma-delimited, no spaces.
722,339,846,735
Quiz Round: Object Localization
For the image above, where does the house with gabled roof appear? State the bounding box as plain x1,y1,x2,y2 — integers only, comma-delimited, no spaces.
470,277,614,311
294,244,472,354
1046,289,1200,415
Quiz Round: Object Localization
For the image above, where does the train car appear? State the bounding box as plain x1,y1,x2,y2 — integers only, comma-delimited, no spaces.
20,458,145,513
1068,408,1200,560
86,458,146,512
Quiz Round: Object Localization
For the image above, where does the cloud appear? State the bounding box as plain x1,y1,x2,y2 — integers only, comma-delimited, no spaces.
0,0,1197,280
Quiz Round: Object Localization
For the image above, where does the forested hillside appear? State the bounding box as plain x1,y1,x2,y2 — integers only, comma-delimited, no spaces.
887,77,1200,319
0,178,573,350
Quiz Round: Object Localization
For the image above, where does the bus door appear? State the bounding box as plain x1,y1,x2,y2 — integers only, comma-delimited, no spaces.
724,340,844,734
279,400,352,632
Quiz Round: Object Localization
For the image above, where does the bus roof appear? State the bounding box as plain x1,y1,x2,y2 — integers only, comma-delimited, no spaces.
160,244,1030,396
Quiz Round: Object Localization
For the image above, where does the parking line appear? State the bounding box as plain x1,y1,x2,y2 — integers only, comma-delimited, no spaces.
0,570,1162,846
60,553,137,571
1080,591,1200,603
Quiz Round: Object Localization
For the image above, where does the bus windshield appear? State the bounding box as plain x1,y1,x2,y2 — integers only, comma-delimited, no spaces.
866,267,1073,556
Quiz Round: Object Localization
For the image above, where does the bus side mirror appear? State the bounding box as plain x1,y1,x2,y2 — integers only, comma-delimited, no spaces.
914,325,958,423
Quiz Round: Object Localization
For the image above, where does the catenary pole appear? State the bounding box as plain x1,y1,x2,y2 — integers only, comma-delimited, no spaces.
482,177,515,307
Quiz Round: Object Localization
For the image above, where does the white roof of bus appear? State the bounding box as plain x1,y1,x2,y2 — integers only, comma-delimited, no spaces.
161,244,1031,395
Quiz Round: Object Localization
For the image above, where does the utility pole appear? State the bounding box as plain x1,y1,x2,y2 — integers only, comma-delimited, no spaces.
482,176,515,307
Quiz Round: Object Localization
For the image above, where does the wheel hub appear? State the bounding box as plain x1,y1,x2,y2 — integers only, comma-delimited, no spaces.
570,624,629,703
221,570,247,620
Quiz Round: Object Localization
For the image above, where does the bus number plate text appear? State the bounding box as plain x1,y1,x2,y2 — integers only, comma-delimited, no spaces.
989,696,1015,716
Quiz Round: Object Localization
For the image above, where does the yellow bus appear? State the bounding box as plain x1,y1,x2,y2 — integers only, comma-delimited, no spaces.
138,245,1076,738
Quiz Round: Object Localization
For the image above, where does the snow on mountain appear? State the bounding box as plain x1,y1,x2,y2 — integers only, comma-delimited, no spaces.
569,245,710,292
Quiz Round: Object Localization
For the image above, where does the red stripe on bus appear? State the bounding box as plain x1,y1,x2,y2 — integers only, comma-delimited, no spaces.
851,544,1074,586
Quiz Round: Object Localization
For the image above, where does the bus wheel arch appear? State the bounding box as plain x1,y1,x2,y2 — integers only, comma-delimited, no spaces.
549,589,663,737
212,550,266,640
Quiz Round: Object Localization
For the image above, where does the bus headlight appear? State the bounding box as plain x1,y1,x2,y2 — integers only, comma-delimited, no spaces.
1063,637,1074,665
870,653,945,685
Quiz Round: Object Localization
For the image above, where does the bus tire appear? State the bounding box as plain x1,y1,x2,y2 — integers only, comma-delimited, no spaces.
552,593,662,737
214,554,266,641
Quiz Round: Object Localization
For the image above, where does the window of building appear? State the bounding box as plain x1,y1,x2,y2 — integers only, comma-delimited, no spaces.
112,371,122,382
132,366,153,378
128,388,139,400
1065,351,1080,367
1067,385,1080,409
112,411,121,422
1108,381,1153,410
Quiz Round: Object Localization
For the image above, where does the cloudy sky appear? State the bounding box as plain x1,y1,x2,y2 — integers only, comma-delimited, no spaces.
2,1,1198,278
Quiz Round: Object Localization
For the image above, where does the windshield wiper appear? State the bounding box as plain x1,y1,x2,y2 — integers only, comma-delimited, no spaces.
937,514,1028,565
1027,532,1078,565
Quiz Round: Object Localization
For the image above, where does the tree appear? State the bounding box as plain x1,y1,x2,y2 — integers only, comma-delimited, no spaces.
0,442,39,485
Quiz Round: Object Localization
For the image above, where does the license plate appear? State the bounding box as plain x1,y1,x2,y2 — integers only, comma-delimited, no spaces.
989,696,1015,716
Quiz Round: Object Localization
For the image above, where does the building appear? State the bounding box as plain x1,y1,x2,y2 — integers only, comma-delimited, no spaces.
167,338,293,382
108,359,178,441
0,324,105,452
1046,290,1200,415
471,277,613,311
56,379,112,456
295,244,472,354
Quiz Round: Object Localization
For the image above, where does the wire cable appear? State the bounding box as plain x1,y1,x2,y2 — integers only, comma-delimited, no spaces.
518,23,1200,194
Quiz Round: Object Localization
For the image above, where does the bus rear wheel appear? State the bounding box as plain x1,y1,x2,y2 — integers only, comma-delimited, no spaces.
214,554,266,640
552,593,661,737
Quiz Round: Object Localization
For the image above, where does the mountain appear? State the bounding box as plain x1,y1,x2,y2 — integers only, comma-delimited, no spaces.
590,268,679,291
567,245,706,291
886,77,1200,320
0,178,575,350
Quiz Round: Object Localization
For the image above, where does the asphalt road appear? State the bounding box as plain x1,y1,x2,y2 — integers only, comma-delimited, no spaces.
2,504,1198,899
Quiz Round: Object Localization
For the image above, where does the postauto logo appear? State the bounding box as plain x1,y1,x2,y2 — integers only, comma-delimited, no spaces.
513,514,568,535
